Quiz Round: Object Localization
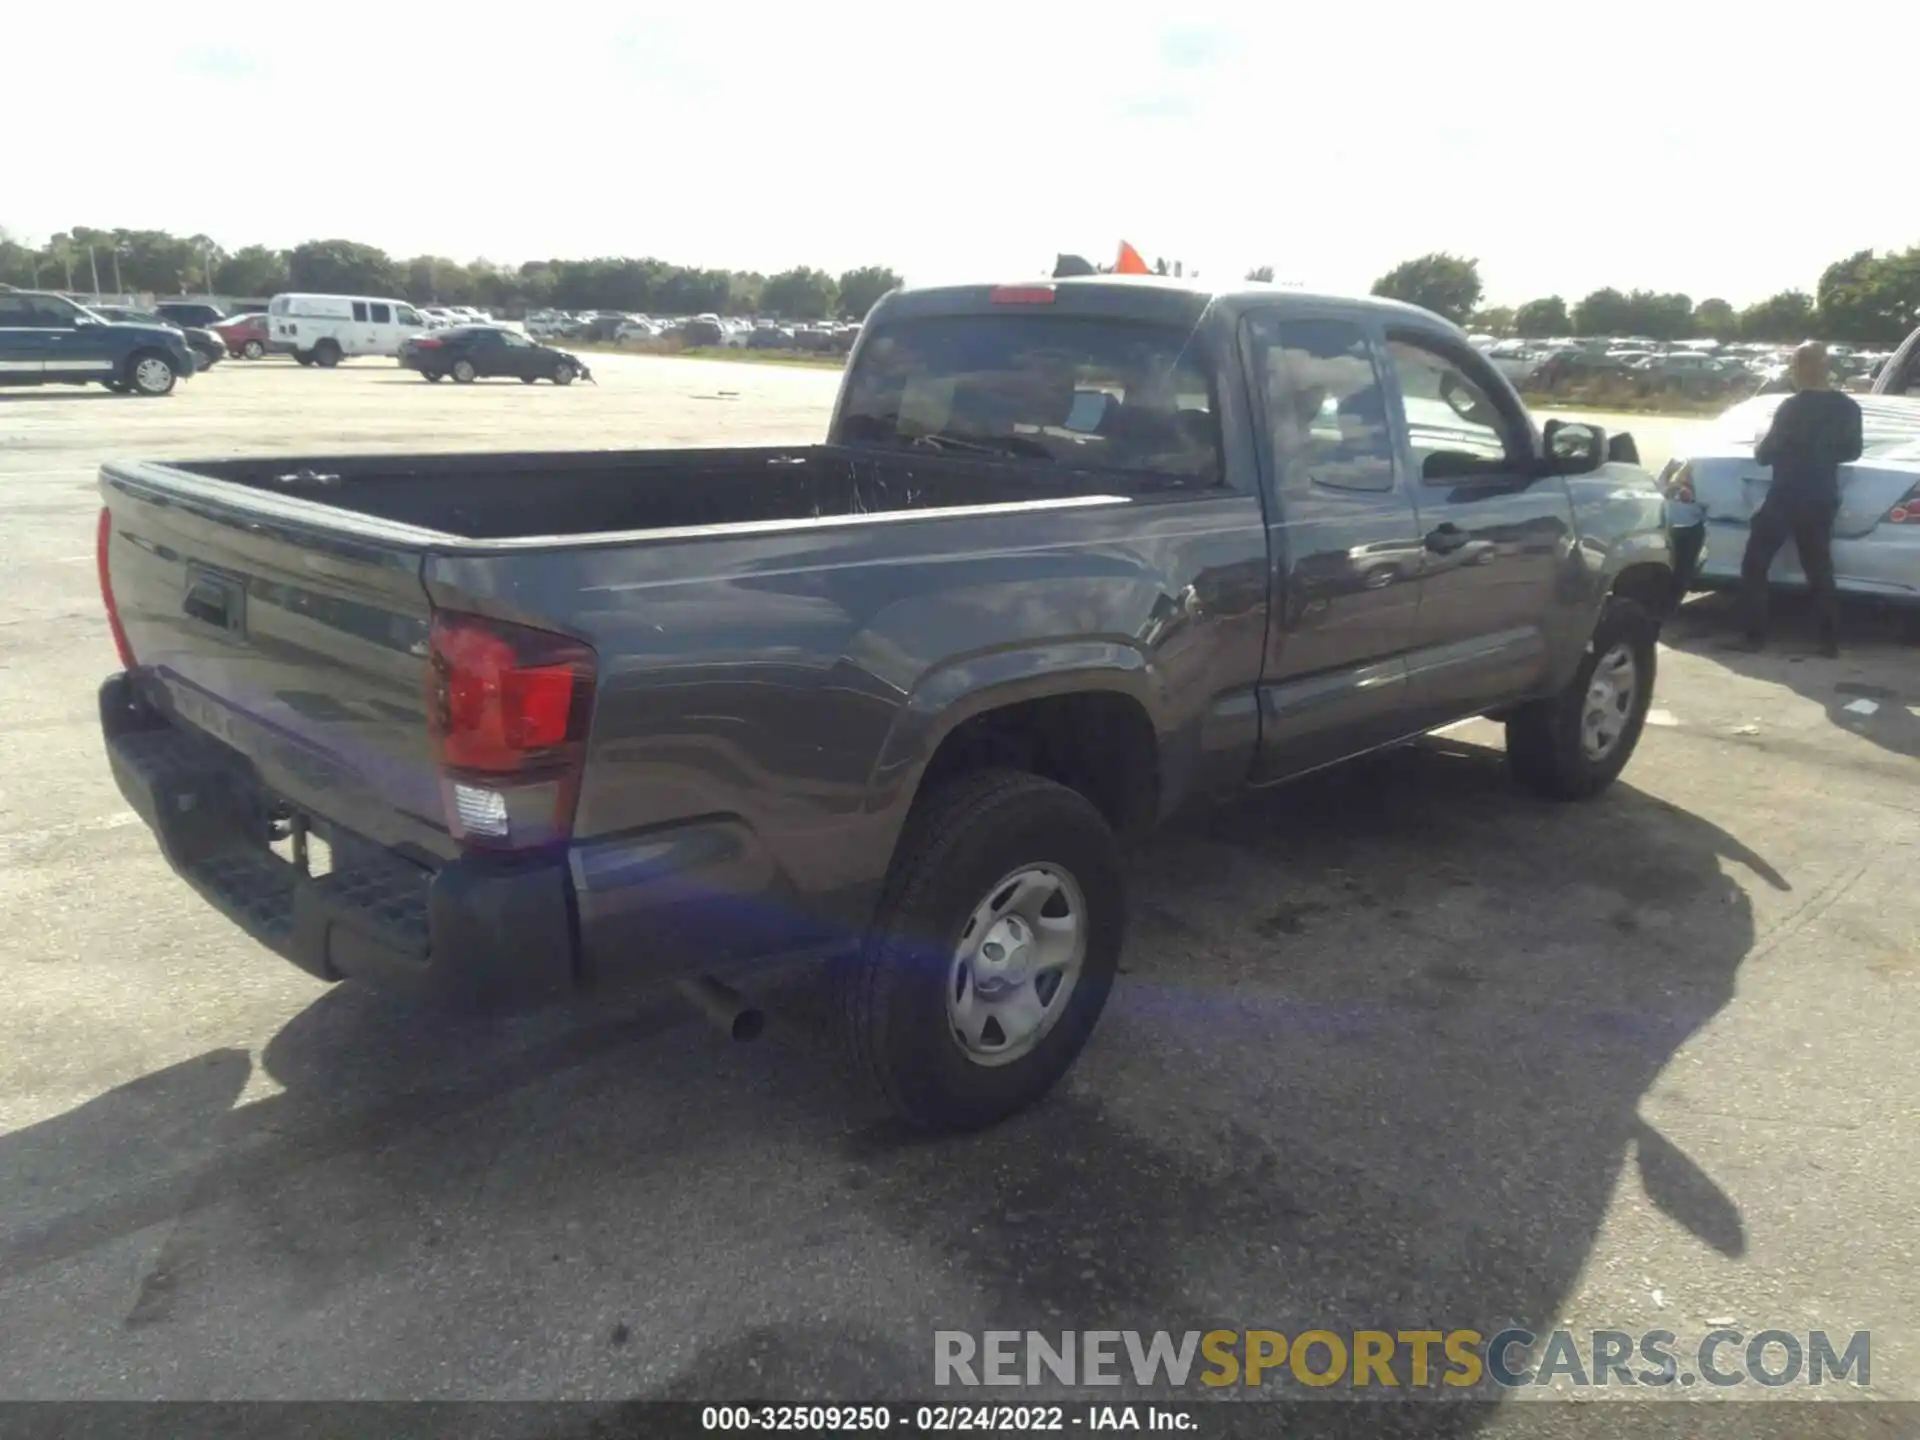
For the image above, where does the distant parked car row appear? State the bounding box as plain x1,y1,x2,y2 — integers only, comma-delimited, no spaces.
1470,333,1898,402
523,309,863,354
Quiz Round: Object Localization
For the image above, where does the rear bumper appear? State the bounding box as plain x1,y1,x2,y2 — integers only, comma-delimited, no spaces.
103,674,577,1012
1690,518,1920,605
101,674,847,1010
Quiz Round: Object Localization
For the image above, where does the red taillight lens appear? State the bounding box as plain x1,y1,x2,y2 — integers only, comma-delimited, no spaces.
413,337,443,348
426,612,596,850
990,285,1056,305
96,507,136,669
1883,484,1920,525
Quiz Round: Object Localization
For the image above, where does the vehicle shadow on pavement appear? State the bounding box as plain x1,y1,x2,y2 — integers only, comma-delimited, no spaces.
0,741,1775,1425
1666,590,1920,761
0,392,121,404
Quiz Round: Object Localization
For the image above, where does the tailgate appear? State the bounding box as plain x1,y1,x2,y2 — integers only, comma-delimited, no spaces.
102,465,452,861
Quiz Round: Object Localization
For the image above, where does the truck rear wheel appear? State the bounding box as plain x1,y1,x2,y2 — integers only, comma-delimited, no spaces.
313,340,343,368
1506,596,1658,800
837,769,1124,1131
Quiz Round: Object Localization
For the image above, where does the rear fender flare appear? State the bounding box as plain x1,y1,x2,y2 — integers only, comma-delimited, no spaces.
865,641,1162,822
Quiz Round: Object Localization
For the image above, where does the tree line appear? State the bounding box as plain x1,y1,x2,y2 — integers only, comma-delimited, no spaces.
7,224,1915,342
1362,249,1920,346
0,227,900,322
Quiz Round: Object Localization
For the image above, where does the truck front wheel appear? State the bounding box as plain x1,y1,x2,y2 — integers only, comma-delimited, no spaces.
838,769,1125,1131
1506,596,1658,800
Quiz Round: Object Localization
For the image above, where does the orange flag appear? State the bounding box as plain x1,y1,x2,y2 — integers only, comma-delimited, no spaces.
1114,241,1152,275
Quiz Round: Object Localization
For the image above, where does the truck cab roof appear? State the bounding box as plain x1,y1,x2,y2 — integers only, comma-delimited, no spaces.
876,274,1463,338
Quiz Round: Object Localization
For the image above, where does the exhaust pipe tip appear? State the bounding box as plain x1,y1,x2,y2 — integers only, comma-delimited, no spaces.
730,1007,767,1043
679,976,765,1043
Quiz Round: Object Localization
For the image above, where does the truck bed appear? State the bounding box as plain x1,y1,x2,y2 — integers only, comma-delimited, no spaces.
151,444,1142,543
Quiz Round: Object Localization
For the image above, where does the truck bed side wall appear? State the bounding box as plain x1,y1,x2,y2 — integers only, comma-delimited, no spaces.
424,488,1269,987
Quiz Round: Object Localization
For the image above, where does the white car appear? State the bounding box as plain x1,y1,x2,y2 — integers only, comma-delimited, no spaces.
615,318,661,343
1662,382,1920,607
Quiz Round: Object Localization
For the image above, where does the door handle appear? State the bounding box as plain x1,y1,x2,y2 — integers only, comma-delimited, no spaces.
1425,524,1470,555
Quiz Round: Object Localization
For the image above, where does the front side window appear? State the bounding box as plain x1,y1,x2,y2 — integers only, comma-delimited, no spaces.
1383,335,1524,477
838,314,1220,486
1245,314,1396,494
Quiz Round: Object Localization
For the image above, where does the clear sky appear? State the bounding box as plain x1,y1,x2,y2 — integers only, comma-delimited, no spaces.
11,1,1915,306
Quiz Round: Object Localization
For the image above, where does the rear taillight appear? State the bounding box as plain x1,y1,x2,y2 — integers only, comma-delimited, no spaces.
412,337,443,348
1883,482,1920,525
96,507,136,669
425,611,596,851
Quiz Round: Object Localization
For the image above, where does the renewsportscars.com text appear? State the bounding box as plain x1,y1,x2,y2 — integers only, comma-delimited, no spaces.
934,1328,1871,1390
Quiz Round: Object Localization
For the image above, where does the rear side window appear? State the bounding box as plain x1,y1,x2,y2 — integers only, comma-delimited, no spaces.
352,302,369,322
369,302,392,324
837,315,1221,487
1245,313,1396,493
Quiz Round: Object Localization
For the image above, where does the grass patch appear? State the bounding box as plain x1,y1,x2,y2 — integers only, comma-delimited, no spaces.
1519,391,1732,418
566,338,846,370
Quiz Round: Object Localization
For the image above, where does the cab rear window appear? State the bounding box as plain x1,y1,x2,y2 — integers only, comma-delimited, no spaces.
836,315,1221,487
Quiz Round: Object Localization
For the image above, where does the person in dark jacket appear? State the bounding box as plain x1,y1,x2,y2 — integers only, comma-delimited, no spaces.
1733,341,1863,655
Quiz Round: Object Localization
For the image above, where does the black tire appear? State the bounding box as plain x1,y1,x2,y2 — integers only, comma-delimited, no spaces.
100,380,130,393
520,375,538,384
423,371,444,383
124,350,179,397
313,340,342,368
1506,596,1658,800
241,339,265,360
451,359,477,384
293,350,315,367
551,361,575,386
836,769,1124,1131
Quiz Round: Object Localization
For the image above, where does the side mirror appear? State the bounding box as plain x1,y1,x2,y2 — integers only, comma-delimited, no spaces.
1542,418,1607,475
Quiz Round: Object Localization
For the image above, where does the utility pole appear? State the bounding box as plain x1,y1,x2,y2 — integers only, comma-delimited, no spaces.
89,246,101,297
112,248,124,297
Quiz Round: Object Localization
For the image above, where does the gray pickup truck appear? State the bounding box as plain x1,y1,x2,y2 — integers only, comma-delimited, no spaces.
97,277,1691,1129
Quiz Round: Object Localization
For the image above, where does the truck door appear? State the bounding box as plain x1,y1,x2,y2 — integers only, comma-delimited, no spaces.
1243,310,1425,782
1380,330,1577,726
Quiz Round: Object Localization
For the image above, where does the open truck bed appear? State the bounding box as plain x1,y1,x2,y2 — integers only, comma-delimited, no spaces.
96,441,1140,1011
150,443,1137,543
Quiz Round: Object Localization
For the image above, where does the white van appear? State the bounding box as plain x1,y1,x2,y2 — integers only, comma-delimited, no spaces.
267,293,431,366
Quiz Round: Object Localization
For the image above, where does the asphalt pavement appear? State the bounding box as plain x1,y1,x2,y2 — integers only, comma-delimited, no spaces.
1,358,1915,1422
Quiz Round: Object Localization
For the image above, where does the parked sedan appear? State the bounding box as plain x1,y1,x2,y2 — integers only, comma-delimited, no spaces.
398,325,592,384
1661,392,1920,607
211,312,270,359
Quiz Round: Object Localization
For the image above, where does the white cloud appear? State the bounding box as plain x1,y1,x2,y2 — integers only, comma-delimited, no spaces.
9,0,1915,304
